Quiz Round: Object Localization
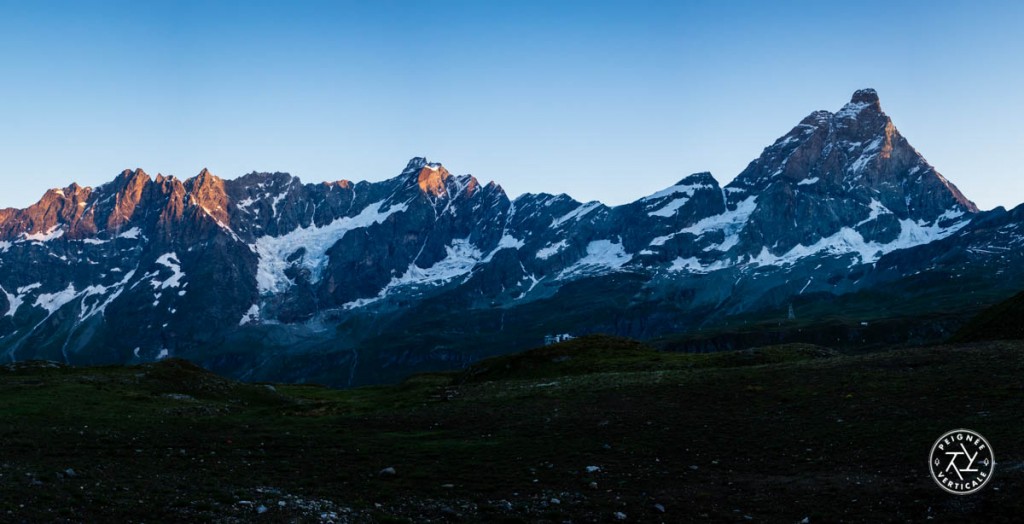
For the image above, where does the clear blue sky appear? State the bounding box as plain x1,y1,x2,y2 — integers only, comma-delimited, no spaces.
1,0,1021,210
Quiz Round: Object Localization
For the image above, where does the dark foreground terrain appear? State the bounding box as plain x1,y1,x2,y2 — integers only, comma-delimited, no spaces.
1,336,1022,523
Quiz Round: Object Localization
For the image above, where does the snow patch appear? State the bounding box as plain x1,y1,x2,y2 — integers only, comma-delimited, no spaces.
645,182,716,217
392,239,482,288
668,256,729,274
151,253,185,289
22,225,64,242
703,233,740,253
559,240,632,279
0,286,24,317
649,235,673,247
750,217,970,267
680,196,757,237
239,304,260,326
254,200,408,294
669,257,702,273
118,227,142,239
495,234,524,250
34,284,80,315
536,240,569,260
796,177,819,186
236,196,257,210
342,238,484,309
551,202,601,228
835,101,870,120
856,199,893,227
73,227,143,246
648,197,689,218
643,182,713,202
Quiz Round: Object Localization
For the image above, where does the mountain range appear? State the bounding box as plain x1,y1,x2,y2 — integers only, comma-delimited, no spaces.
2,89,1022,386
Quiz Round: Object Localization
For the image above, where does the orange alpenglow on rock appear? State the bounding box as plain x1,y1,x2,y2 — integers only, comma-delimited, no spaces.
417,164,450,197
188,168,230,225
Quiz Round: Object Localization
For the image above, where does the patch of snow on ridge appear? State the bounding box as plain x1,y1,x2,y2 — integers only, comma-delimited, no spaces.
536,240,568,260
647,190,747,247
856,199,892,227
670,257,702,273
29,279,122,318
341,239,484,310
22,225,64,242
118,227,142,239
394,239,482,288
482,234,524,263
239,304,260,326
151,253,185,289
796,177,819,186
680,196,758,237
649,234,674,247
18,283,43,294
703,233,740,253
0,287,19,317
774,135,800,149
236,196,257,210
551,201,601,228
750,217,970,267
80,270,136,321
648,198,689,217
643,182,714,202
495,234,524,250
835,101,869,120
75,226,145,245
1,282,43,318
644,182,715,218
666,209,969,275
558,240,632,279
34,284,80,315
254,200,408,294
669,256,729,274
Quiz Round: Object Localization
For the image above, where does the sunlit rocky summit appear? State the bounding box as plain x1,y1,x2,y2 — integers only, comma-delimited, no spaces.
1,90,1022,385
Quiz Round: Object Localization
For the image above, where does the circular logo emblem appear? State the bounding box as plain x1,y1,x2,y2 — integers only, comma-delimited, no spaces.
929,429,994,495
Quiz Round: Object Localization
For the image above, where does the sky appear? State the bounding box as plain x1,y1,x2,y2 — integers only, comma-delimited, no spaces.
0,0,1021,211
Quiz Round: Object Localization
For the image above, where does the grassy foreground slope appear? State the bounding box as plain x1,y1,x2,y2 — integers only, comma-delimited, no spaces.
951,290,1024,343
1,336,1023,522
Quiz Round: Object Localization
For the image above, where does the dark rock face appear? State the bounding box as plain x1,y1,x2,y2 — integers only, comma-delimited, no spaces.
723,90,977,263
0,90,1019,386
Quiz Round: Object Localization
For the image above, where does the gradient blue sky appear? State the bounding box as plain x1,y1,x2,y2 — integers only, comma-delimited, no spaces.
1,0,1021,210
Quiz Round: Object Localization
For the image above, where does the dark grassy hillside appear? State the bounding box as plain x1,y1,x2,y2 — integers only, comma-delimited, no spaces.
456,335,839,384
951,290,1024,343
1,340,1023,522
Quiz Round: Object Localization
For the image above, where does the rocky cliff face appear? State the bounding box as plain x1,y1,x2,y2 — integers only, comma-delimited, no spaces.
1,90,1020,386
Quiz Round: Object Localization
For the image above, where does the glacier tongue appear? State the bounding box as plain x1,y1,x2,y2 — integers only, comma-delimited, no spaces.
749,216,971,268
558,240,632,279
341,238,486,310
253,200,408,295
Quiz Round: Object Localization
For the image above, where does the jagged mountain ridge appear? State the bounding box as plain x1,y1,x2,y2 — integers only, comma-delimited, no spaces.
0,89,1019,386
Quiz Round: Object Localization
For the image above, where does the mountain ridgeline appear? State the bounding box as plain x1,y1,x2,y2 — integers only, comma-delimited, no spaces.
1,89,1022,386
